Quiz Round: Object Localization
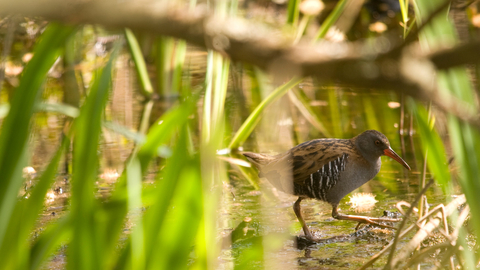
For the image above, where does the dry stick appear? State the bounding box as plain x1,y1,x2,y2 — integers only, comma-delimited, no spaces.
359,225,416,270
436,205,454,270
359,194,466,270
390,196,467,268
435,245,460,270
396,201,418,217
403,204,465,270
403,204,450,270
1,1,480,130
419,149,429,218
412,148,430,269
384,179,435,270
432,205,471,270
440,204,470,266
403,242,452,269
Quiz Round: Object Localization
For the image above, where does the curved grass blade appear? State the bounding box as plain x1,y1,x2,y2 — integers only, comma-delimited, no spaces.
288,89,331,137
0,137,68,269
228,77,302,149
30,214,73,270
35,102,80,118
68,43,120,270
328,88,342,137
313,0,348,41
172,40,187,96
135,97,197,173
111,99,198,269
141,126,193,268
0,23,74,253
409,100,450,188
148,158,203,270
126,156,145,269
125,28,154,97
103,121,146,144
287,0,300,25
155,37,174,96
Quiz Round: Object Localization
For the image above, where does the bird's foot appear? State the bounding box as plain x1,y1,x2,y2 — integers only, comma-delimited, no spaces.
296,233,350,248
354,212,403,230
334,213,402,231
354,219,397,230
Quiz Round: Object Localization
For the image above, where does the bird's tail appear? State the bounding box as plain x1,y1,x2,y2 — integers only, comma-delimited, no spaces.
242,152,275,168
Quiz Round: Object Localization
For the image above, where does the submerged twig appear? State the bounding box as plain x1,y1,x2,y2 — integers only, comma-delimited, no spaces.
403,242,452,269
430,205,470,270
359,194,466,270
389,195,466,268
384,179,434,269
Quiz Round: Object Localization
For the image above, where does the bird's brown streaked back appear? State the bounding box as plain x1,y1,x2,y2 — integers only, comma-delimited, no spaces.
243,138,362,192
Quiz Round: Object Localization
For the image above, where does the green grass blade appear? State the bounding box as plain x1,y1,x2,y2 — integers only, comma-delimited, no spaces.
155,37,174,95
287,0,300,25
35,102,80,118
63,29,81,109
288,89,331,137
172,40,187,95
313,0,348,41
111,98,197,269
228,77,302,149
0,23,74,253
409,100,450,187
362,95,380,131
399,0,410,37
30,214,73,270
149,157,203,270
328,88,343,137
213,57,229,130
136,97,196,173
202,51,214,141
68,43,120,270
126,156,145,269
142,126,190,268
103,121,146,144
125,28,154,97
0,137,67,269
399,0,409,23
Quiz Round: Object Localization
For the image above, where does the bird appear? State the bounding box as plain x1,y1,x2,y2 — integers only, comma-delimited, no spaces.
242,130,410,242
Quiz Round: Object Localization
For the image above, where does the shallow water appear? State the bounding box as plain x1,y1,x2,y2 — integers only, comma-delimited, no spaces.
220,165,449,269
27,72,455,269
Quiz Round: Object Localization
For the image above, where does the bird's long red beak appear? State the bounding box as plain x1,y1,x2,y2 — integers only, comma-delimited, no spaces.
384,147,411,170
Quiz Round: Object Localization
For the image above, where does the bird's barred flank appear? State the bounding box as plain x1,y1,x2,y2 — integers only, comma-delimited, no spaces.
296,154,349,200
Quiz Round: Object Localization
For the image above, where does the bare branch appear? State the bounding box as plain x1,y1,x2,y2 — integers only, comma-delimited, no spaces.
1,0,479,128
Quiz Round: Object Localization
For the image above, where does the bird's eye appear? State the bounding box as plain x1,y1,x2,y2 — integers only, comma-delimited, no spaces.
375,140,381,146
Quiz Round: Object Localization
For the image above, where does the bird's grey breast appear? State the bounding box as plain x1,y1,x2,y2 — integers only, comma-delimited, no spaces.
325,157,381,204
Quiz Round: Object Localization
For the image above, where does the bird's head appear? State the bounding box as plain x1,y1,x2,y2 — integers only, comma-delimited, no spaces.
355,130,410,170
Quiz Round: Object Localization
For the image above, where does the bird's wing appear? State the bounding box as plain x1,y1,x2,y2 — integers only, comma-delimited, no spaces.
243,139,358,195
289,139,354,185
242,152,275,167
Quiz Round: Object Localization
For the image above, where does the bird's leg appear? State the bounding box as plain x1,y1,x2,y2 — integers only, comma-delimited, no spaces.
331,204,401,230
293,197,316,241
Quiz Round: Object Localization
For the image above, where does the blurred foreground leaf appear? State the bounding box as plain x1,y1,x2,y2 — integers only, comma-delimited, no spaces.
0,23,75,270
